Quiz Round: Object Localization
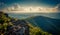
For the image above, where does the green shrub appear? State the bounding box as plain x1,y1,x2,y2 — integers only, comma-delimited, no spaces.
28,24,52,35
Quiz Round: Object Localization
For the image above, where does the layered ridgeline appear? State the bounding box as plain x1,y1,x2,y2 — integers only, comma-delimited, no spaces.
26,16,60,35
0,11,52,35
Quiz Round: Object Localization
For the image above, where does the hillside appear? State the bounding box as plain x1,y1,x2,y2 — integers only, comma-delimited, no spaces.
0,11,29,35
26,16,60,35
0,11,53,35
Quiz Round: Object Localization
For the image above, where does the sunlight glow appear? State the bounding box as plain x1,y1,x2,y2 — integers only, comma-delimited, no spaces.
3,5,58,13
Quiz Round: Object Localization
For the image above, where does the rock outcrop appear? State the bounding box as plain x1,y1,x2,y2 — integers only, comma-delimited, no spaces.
0,11,29,35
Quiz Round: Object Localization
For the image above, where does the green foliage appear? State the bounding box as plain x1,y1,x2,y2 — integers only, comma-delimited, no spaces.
0,12,13,35
28,24,52,35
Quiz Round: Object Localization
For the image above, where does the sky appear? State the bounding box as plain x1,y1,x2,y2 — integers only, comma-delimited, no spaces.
0,0,60,13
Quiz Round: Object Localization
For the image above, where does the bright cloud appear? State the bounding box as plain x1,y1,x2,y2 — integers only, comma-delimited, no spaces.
55,4,60,11
2,4,58,13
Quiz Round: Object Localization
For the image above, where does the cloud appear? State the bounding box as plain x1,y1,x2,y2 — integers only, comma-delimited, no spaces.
2,3,58,13
55,3,60,11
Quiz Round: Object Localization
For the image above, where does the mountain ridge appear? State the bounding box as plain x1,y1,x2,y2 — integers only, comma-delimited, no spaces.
26,16,60,35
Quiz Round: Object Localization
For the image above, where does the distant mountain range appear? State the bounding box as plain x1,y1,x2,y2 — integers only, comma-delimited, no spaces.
26,16,60,35
8,13,60,19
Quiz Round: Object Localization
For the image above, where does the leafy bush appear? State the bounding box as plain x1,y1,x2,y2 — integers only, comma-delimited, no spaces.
0,12,13,35
28,24,52,35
